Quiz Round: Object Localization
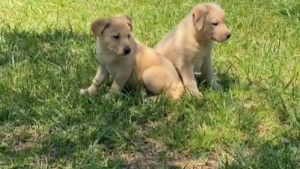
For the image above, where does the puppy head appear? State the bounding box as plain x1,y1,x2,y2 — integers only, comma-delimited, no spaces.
192,3,231,42
91,15,133,56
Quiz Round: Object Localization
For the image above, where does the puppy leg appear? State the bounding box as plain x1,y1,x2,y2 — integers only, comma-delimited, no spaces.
110,67,132,93
80,65,108,95
178,64,203,98
142,67,184,100
201,55,222,91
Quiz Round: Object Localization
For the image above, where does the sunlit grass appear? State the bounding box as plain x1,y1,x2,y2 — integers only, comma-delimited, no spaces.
0,0,299,168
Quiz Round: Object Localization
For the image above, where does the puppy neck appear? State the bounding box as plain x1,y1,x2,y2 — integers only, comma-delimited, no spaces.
195,30,214,47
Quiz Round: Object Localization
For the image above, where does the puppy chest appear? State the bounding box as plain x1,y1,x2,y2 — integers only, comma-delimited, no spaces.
106,66,118,78
194,56,204,71
193,48,212,70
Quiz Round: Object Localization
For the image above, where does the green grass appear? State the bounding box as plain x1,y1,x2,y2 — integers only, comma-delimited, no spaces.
1,0,300,168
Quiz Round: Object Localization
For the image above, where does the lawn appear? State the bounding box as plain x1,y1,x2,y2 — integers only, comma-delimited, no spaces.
0,0,300,168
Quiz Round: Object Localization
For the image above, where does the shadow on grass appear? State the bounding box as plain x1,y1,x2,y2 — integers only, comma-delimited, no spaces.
0,29,93,66
3,28,297,169
0,28,94,123
219,84,300,169
0,29,217,168
221,136,300,169
276,2,300,21
1,126,218,169
195,71,239,91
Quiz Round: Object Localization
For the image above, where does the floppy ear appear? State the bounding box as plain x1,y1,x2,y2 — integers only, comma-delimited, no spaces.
90,17,110,38
118,14,133,31
192,5,208,31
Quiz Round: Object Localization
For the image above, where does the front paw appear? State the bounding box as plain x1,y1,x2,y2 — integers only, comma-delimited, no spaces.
80,88,88,95
195,91,204,99
80,86,97,95
187,89,204,99
103,93,112,99
212,82,223,91
103,92,119,100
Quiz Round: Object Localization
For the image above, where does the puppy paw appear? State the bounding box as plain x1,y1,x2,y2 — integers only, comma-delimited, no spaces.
80,86,97,95
188,91,203,99
195,92,204,99
147,96,160,102
212,82,223,91
80,88,88,95
186,88,204,99
103,93,112,100
103,92,119,100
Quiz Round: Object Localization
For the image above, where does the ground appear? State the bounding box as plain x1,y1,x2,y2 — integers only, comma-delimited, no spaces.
0,0,300,168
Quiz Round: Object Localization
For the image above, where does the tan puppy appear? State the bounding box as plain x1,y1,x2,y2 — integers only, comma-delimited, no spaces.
80,15,184,100
154,3,231,98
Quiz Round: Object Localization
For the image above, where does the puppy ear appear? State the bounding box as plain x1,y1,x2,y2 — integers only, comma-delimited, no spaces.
192,5,208,31
90,18,110,38
119,14,133,31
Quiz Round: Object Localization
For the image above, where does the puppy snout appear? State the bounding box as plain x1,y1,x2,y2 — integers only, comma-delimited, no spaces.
123,46,131,55
226,32,231,39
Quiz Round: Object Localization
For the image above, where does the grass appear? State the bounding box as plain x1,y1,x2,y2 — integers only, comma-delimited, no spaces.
0,0,300,168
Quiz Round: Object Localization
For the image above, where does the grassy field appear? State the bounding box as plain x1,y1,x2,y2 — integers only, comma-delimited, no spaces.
1,0,300,168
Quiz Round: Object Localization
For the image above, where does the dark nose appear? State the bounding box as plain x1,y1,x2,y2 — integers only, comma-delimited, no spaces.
226,32,231,39
123,46,131,55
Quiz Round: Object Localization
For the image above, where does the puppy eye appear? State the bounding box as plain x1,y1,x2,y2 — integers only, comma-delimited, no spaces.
212,22,219,26
113,35,120,39
128,34,131,39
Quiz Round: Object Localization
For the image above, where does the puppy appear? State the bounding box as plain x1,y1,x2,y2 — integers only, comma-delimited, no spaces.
154,3,231,98
80,15,184,100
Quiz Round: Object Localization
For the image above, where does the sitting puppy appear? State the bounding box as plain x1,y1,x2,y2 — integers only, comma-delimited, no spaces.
154,3,231,98
80,15,184,100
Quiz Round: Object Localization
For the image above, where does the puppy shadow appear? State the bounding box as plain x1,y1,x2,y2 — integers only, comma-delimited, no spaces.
0,28,93,67
195,72,239,91
277,2,300,21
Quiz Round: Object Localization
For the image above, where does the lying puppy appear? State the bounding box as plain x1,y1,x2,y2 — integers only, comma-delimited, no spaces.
154,3,231,98
80,15,184,100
